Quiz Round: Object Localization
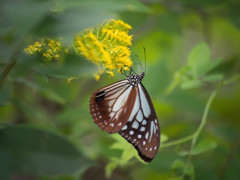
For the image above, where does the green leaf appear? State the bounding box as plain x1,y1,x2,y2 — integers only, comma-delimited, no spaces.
175,147,188,156
203,73,224,82
176,139,217,156
166,66,192,93
187,42,211,77
110,134,145,165
172,159,185,170
180,79,203,89
172,159,185,176
183,163,195,180
120,148,137,166
191,139,217,155
105,161,118,178
171,160,195,179
196,59,223,76
0,125,90,179
161,134,169,143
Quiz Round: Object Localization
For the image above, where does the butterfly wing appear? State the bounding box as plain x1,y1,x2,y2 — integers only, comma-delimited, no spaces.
90,80,138,133
118,82,160,162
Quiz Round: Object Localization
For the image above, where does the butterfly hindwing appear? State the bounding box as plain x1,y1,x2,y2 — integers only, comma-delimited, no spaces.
90,80,138,133
118,83,160,162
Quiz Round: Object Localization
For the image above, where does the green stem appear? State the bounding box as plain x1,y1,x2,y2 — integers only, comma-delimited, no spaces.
0,60,17,88
187,84,221,162
0,42,23,89
223,74,240,86
160,134,194,149
161,85,221,150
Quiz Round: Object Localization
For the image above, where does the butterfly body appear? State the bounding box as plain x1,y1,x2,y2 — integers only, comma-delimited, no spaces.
90,72,160,162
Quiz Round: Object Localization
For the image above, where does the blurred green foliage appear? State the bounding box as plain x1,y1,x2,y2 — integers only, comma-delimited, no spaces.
0,0,240,179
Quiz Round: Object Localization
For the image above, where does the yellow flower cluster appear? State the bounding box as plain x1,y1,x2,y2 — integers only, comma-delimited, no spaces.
24,39,63,61
24,40,45,54
74,19,133,80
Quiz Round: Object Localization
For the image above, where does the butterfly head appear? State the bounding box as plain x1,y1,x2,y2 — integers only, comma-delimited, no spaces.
127,72,145,86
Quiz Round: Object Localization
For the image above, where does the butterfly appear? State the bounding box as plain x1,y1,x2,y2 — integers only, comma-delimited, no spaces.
89,70,160,162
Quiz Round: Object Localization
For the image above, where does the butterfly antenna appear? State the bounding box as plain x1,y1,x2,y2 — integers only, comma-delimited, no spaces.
143,47,146,73
121,67,127,76
135,54,144,72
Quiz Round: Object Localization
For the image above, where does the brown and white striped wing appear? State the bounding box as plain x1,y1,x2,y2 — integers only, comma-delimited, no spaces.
118,83,160,162
90,80,138,133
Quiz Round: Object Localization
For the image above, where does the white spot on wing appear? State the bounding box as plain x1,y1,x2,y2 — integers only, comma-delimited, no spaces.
142,120,147,125
132,121,139,129
140,127,145,132
153,123,156,134
130,130,134,135
121,125,127,130
145,132,149,139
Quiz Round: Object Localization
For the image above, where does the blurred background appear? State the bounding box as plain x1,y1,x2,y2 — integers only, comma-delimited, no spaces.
0,0,240,179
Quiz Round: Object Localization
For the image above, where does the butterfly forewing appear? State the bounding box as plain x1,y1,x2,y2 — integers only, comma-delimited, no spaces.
90,80,138,133
118,83,160,162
